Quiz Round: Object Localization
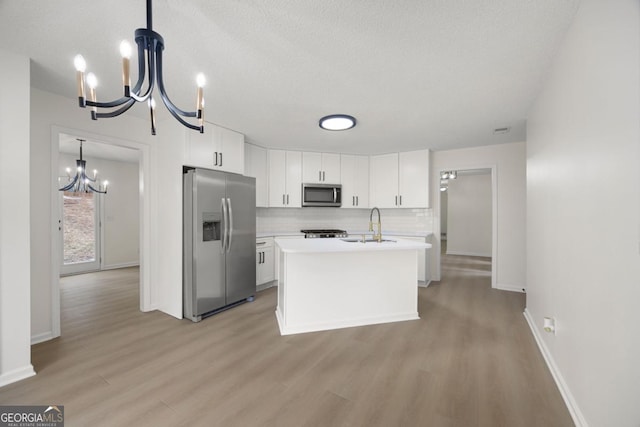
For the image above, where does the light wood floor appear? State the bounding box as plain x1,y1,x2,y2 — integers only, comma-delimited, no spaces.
0,259,573,427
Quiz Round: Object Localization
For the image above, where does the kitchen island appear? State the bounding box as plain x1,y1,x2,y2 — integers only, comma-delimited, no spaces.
274,237,432,335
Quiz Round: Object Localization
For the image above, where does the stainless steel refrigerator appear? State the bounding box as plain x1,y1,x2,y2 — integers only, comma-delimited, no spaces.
183,168,256,322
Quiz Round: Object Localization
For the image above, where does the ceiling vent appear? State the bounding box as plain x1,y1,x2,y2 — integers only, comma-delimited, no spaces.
493,127,511,134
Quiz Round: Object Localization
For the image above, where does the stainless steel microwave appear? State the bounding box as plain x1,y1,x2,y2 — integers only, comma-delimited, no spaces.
302,183,342,207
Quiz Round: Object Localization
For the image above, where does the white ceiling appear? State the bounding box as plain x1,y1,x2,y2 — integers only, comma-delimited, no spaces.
0,0,580,155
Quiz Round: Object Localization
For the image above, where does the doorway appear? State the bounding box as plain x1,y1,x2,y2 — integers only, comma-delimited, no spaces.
437,166,497,288
49,127,152,340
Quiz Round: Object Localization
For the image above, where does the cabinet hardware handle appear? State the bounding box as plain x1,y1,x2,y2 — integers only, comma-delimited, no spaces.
399,195,402,205
352,196,355,206
286,194,289,205
283,194,285,205
257,242,266,245
395,195,398,206
356,196,359,206
322,171,325,181
319,171,322,181
214,152,218,166
219,153,223,167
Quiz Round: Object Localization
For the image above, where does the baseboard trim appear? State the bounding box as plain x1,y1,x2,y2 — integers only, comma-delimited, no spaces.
445,250,491,257
495,284,525,293
31,331,56,345
102,262,140,271
0,365,36,388
523,308,587,427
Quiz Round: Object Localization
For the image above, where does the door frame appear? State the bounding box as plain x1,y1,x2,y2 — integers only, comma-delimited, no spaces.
50,126,152,339
434,164,498,289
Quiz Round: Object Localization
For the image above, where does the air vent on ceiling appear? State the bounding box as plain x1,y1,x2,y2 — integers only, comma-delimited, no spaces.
493,127,511,134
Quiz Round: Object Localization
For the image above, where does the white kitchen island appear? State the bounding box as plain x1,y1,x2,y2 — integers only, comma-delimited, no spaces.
274,237,432,335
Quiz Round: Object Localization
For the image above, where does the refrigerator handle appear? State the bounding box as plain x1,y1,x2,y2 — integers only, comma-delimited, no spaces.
221,198,228,253
227,198,233,252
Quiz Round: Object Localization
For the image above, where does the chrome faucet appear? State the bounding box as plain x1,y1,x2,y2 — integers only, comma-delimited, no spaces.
369,207,382,242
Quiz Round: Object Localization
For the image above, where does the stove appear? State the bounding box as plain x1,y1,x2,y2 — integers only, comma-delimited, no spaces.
300,229,348,238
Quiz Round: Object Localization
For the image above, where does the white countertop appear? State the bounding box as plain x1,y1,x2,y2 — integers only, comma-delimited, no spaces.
258,230,432,239
275,236,432,253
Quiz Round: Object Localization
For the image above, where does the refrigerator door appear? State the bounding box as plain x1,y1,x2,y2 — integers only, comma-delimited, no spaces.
185,169,227,320
225,174,257,304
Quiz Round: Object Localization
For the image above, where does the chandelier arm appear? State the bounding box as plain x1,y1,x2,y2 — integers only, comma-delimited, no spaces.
85,96,132,109
94,98,137,119
156,45,197,118
129,43,155,103
128,37,148,97
87,184,107,194
59,174,80,191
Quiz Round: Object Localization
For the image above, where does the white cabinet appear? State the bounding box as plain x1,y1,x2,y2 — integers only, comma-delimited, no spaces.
244,143,268,207
302,152,341,184
386,235,430,284
256,237,275,289
268,150,302,207
184,123,245,174
340,154,369,208
369,149,430,208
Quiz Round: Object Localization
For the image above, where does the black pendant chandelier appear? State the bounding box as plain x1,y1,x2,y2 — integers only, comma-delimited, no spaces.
59,139,109,194
73,0,205,135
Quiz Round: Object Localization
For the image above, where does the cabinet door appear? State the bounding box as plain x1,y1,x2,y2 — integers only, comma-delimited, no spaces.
302,152,322,183
353,155,369,208
321,153,341,184
245,144,268,207
370,153,399,208
268,150,287,207
184,128,215,169
340,154,368,209
340,155,357,208
217,127,245,174
262,246,275,283
398,150,429,208
285,151,302,207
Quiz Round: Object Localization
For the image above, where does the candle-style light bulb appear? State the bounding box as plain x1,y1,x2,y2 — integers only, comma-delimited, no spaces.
93,169,98,179
74,54,87,103
74,54,86,72
120,40,132,96
86,73,98,115
195,73,205,118
103,180,109,190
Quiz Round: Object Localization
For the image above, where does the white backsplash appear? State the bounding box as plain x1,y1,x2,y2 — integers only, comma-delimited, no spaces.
257,207,434,234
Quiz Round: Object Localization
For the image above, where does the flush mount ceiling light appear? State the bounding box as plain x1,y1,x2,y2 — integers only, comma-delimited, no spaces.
319,114,357,131
59,139,109,194
73,0,206,135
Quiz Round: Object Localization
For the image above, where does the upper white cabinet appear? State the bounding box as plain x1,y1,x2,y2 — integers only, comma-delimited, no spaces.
184,123,245,174
369,149,430,208
302,152,341,184
340,154,369,209
244,143,269,207
268,150,302,208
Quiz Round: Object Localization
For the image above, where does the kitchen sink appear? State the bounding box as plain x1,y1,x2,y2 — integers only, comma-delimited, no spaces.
340,238,396,243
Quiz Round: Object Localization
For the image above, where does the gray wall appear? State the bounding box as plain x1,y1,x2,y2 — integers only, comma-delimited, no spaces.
526,0,640,425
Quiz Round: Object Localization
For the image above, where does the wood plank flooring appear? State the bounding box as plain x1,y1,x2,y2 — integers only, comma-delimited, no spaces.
0,259,574,426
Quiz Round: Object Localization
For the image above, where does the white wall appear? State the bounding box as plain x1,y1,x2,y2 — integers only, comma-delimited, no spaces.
58,153,140,269
525,1,640,425
431,142,526,292
446,173,492,257
0,50,35,386
29,87,184,345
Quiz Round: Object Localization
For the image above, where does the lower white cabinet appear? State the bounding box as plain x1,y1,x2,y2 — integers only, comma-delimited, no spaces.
256,238,275,289
386,235,431,285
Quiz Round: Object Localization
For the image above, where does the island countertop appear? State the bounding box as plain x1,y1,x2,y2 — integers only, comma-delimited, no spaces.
275,236,432,253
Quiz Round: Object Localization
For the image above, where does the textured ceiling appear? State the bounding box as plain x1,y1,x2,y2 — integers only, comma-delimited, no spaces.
0,0,580,155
